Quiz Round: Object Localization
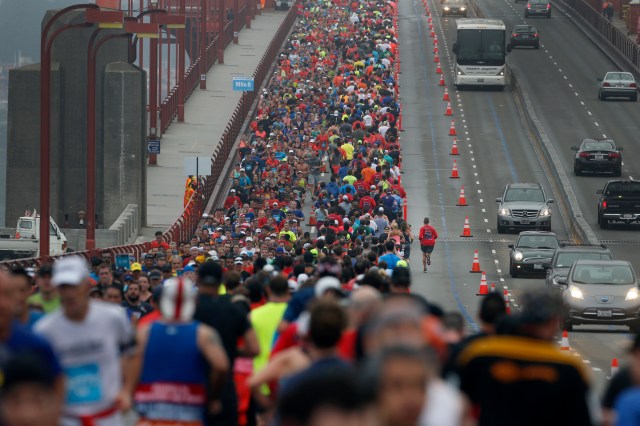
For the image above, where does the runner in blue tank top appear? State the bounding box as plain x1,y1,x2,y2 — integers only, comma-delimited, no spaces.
133,277,229,425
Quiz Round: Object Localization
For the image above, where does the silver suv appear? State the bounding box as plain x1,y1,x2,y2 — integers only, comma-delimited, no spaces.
496,183,554,233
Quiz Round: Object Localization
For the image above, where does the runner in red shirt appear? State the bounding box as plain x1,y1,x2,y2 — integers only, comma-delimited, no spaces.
418,217,438,273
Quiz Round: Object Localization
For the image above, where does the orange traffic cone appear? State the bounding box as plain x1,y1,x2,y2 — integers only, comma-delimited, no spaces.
443,87,450,101
450,138,459,155
445,102,453,116
450,160,460,179
476,272,489,295
433,35,438,46
470,249,481,272
504,289,511,314
307,211,317,226
429,22,433,31
436,63,442,74
428,16,432,23
439,74,445,86
457,185,468,206
560,330,570,350
490,283,496,292
434,45,439,54
460,216,473,237
429,29,435,37
611,358,619,376
434,53,439,63
449,120,457,136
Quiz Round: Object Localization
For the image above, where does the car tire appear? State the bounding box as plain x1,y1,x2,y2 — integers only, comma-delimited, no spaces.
535,43,540,49
613,166,622,177
463,12,467,17
510,263,518,278
632,93,638,102
599,91,607,101
547,12,551,18
524,12,529,17
574,163,582,176
630,321,640,334
599,216,608,229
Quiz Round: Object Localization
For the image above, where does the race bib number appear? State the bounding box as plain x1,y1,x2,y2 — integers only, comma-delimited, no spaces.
65,364,102,404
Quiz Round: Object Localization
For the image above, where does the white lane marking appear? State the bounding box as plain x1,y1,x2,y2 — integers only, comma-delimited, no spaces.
476,181,480,185
491,249,496,254
494,259,499,263
478,189,482,194
593,367,602,372
587,111,592,116
595,122,599,127
485,218,489,223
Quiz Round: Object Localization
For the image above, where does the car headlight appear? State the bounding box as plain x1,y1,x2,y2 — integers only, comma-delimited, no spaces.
539,208,551,217
460,6,466,9
498,208,511,216
513,251,523,261
444,6,450,10
569,285,583,299
626,288,639,301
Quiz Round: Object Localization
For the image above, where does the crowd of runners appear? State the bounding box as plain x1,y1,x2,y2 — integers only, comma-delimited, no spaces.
2,0,637,425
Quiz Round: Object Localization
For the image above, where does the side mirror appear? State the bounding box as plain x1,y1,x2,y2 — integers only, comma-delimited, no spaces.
541,262,551,270
495,198,502,202
597,77,603,82
556,277,567,285
506,43,512,53
507,244,514,249
619,147,624,151
452,43,459,54
547,199,555,204
596,189,603,194
57,236,61,240
570,146,578,151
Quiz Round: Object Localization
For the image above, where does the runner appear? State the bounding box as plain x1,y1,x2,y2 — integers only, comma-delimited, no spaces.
418,217,438,272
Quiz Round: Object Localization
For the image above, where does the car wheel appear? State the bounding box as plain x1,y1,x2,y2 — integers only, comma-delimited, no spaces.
547,11,551,18
510,263,518,278
560,317,573,331
613,166,622,177
630,321,640,334
535,43,540,49
574,163,582,176
600,91,607,101
524,12,529,17
463,12,467,16
599,216,608,229
632,93,638,102
497,220,505,234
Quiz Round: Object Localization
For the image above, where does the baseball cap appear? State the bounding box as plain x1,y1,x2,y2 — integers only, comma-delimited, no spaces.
246,237,253,242
183,265,195,273
314,276,346,298
160,277,196,322
230,189,236,192
37,264,53,277
131,262,142,272
276,247,286,254
161,264,172,273
343,195,348,200
234,257,243,265
149,270,162,280
52,256,90,287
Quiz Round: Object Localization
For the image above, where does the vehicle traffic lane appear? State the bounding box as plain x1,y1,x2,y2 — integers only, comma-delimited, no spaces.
435,0,633,392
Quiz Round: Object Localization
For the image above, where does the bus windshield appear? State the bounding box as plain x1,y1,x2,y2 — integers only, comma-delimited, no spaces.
456,29,505,66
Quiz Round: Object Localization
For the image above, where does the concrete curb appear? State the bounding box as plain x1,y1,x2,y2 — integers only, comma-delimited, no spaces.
469,0,599,244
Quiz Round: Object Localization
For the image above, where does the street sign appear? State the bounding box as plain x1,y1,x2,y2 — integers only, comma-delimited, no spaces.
233,76,255,91
200,74,206,81
184,156,212,177
147,139,161,154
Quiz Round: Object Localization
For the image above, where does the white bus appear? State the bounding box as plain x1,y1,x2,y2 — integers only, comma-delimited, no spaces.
452,19,511,88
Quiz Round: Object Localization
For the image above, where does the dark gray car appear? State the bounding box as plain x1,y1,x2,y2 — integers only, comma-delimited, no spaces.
508,231,559,278
556,260,640,332
496,183,554,233
544,244,612,289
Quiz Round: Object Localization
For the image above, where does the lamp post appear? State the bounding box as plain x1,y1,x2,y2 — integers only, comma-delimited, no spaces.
218,0,225,63
40,3,100,258
200,0,208,89
178,0,186,121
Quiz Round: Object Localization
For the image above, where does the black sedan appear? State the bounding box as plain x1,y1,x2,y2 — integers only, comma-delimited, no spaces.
510,25,539,49
508,231,559,278
572,138,623,176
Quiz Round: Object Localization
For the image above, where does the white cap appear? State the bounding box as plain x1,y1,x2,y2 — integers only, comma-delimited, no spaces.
160,277,196,322
52,256,90,287
315,276,344,298
246,237,253,242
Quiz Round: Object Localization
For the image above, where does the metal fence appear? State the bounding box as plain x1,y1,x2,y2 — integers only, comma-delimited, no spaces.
558,0,640,69
2,4,299,268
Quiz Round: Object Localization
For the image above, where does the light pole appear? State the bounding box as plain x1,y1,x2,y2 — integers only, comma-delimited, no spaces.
40,3,100,258
200,0,208,89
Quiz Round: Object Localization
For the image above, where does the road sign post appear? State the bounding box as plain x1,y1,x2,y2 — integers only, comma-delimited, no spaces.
147,139,161,155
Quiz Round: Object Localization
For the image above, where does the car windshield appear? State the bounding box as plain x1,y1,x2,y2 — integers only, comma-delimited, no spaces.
582,141,614,151
504,188,545,202
572,265,635,285
446,0,465,4
605,181,640,196
555,252,611,268
515,26,535,32
517,235,559,249
605,72,634,81
529,0,548,3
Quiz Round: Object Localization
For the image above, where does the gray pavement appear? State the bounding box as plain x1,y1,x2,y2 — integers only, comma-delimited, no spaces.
140,10,289,240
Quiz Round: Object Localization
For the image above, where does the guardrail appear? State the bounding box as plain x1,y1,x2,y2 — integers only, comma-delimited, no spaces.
1,5,299,269
557,0,640,70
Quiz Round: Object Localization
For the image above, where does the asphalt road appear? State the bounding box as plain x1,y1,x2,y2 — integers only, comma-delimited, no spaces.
399,0,639,395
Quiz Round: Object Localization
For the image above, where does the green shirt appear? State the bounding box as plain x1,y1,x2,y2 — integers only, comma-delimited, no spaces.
251,302,288,393
27,292,60,314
